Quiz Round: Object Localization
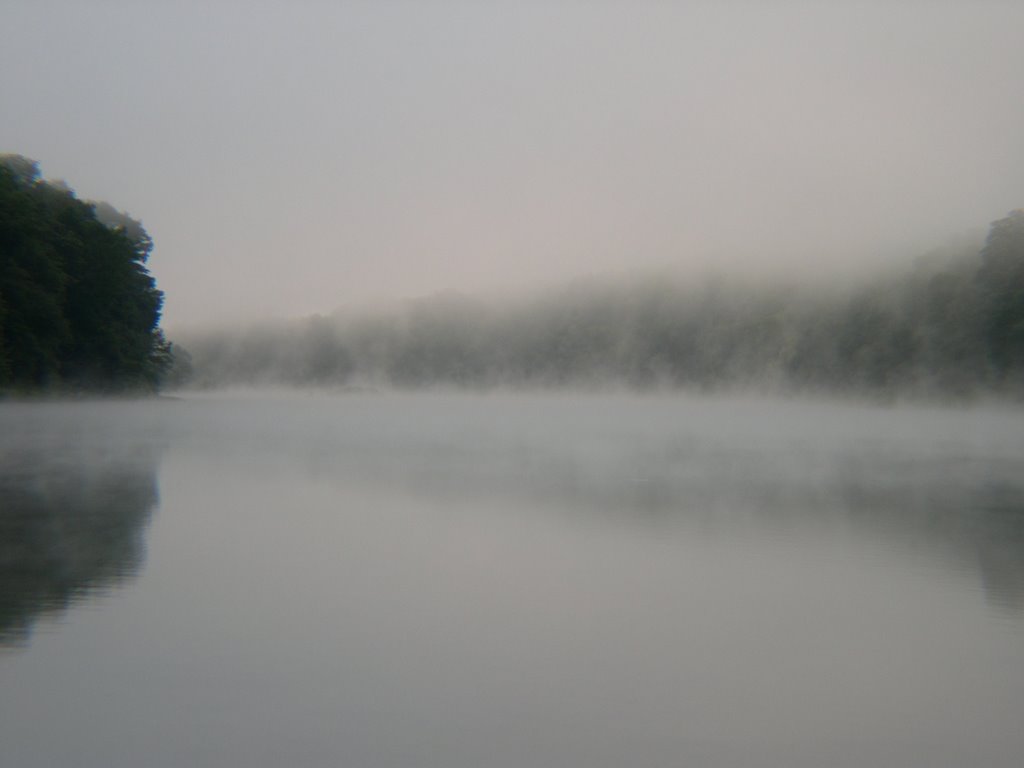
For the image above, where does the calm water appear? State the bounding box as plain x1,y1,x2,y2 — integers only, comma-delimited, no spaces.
2,392,1023,767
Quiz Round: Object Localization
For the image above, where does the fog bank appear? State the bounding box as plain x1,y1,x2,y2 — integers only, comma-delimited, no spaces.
171,211,1023,400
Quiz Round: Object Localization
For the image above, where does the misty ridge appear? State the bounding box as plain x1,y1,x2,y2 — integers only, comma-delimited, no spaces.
175,210,1024,401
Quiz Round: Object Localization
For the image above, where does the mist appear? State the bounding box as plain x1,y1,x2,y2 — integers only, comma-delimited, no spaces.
171,213,1023,400
5,4,1024,767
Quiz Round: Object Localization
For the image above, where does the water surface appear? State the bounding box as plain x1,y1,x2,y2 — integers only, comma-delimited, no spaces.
2,393,1023,767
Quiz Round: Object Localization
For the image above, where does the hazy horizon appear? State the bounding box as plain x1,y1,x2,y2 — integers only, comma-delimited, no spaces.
4,1,1023,330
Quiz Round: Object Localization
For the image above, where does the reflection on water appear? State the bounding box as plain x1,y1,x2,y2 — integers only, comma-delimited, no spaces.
250,394,1024,614
2,394,1024,768
836,461,1024,612
2,394,1023,625
0,406,163,646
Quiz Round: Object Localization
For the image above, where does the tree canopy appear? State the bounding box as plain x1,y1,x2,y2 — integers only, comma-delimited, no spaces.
977,210,1024,378
0,154,171,393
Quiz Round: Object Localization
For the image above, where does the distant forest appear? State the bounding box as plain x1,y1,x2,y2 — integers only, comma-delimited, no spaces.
180,209,1024,400
0,155,172,394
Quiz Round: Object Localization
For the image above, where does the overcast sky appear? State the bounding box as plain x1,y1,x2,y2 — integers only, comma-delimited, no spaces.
3,1,1023,330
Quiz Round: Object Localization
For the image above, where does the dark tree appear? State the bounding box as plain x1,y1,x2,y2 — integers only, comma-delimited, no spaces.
0,154,171,393
977,210,1024,380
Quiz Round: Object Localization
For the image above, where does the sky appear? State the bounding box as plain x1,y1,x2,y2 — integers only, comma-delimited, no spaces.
3,1,1023,330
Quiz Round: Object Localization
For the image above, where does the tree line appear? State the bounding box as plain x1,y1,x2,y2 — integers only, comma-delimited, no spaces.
179,209,1024,400
0,155,172,394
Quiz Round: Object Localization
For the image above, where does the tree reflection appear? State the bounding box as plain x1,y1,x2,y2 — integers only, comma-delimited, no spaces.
299,430,1024,613
0,442,161,647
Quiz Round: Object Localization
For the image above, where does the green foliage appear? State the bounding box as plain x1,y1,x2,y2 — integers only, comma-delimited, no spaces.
0,154,171,394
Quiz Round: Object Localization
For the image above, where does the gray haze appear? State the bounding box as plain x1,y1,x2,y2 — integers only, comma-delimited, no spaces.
3,1,1023,329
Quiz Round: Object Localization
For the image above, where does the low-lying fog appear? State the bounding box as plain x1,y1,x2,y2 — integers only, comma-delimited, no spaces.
169,213,1021,401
